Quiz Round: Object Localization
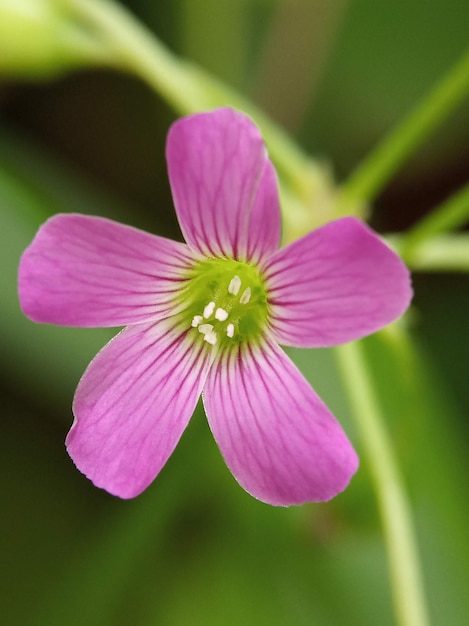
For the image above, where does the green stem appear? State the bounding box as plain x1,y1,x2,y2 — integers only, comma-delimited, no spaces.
392,232,469,273
340,48,469,205
64,0,346,242
400,180,469,258
336,340,430,626
66,0,315,196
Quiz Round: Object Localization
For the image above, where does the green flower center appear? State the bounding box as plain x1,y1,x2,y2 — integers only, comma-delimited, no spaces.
179,257,269,348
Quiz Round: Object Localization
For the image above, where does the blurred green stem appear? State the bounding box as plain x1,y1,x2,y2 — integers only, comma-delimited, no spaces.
339,47,469,207
66,0,469,240
336,339,430,626
65,0,348,242
66,0,316,198
392,232,469,273
400,180,469,260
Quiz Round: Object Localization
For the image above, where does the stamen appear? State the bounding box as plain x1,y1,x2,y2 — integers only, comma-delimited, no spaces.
228,275,241,296
204,329,218,345
203,301,216,318
240,287,251,304
215,307,229,321
191,315,203,327
198,323,213,335
185,257,268,346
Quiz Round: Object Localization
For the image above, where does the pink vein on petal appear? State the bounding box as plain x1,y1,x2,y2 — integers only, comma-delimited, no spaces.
67,320,213,498
203,339,358,506
18,213,195,327
166,108,281,262
264,217,412,348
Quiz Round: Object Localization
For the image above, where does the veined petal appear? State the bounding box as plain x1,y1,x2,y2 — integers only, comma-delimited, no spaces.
18,214,194,327
265,218,412,348
246,160,282,264
166,108,281,262
67,320,213,498
203,340,358,506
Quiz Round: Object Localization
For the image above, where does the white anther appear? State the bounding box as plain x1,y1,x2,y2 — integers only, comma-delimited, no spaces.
203,329,218,345
198,323,214,335
240,287,251,304
191,315,203,327
215,307,229,321
203,301,216,318
226,323,235,338
228,275,241,296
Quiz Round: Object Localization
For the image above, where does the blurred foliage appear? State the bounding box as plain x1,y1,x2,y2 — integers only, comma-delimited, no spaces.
1,1,468,625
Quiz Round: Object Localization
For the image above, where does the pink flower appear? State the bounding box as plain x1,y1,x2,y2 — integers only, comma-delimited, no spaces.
18,108,412,506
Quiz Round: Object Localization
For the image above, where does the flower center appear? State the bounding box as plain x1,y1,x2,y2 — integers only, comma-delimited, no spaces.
180,258,269,348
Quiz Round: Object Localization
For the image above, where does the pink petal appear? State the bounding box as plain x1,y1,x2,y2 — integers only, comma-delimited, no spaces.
264,217,412,348
67,320,213,498
18,214,194,327
203,340,358,506
166,108,281,263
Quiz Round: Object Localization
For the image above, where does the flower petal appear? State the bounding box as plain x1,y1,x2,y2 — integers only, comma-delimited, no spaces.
67,320,213,498
203,340,358,506
19,214,194,327
264,217,412,348
166,108,281,262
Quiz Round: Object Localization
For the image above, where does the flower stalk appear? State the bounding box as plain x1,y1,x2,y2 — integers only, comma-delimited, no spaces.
339,47,469,208
65,0,315,192
400,179,469,262
62,0,360,242
0,0,113,78
336,339,430,626
396,233,469,273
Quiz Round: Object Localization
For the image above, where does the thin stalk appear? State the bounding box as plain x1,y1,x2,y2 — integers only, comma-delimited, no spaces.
392,233,469,273
336,340,430,626
340,48,469,205
64,0,349,243
66,0,316,196
63,0,469,234
400,180,469,259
